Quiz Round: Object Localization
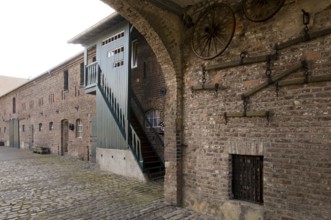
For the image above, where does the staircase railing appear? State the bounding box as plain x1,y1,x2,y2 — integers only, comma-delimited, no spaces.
130,91,164,163
128,125,144,169
88,63,144,170
85,62,99,88
98,72,126,138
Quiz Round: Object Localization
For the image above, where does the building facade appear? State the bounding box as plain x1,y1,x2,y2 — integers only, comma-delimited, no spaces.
1,0,330,219
69,13,167,181
97,0,331,219
0,52,97,160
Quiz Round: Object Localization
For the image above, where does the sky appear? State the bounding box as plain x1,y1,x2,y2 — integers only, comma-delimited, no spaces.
0,0,113,79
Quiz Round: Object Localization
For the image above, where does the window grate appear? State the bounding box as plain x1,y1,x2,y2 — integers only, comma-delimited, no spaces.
232,155,263,204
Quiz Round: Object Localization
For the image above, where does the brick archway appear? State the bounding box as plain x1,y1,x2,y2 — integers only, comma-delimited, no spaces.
101,0,184,205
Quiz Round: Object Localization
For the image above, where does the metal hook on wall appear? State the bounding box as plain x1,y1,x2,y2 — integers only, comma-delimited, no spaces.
302,9,310,41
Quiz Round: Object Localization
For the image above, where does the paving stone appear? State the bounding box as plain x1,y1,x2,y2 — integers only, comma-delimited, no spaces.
0,147,217,219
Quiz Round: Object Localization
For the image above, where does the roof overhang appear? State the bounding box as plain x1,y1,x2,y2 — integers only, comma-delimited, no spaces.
68,12,124,46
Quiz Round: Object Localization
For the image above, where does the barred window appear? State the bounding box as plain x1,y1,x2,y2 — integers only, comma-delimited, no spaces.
232,155,263,204
145,110,160,128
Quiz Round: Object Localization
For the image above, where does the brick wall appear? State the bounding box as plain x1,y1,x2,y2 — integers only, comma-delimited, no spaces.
102,0,331,219
0,51,96,160
181,1,331,219
131,28,166,161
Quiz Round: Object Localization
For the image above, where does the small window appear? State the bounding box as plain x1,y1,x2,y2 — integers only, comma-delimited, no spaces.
102,31,125,46
76,119,83,138
38,97,44,106
4,127,6,133
80,62,84,85
131,40,138,68
29,100,34,109
49,94,54,104
22,125,25,132
232,155,263,204
113,60,124,68
39,123,42,132
22,103,26,111
64,70,69,91
145,110,161,128
13,97,16,114
49,122,53,131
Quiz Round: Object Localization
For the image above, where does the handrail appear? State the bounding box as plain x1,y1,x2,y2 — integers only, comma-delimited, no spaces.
128,125,144,169
96,67,144,168
131,91,164,147
85,62,99,87
97,72,126,138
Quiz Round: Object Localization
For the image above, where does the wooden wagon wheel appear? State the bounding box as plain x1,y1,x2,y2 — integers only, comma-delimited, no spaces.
242,0,285,22
191,3,236,60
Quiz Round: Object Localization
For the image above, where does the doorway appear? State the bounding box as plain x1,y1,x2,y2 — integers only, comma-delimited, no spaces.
29,124,34,150
61,119,69,155
9,119,20,148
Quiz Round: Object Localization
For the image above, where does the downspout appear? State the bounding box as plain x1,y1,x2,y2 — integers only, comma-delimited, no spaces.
127,23,134,145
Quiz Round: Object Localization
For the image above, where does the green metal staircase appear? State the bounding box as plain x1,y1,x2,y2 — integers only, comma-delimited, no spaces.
85,62,165,181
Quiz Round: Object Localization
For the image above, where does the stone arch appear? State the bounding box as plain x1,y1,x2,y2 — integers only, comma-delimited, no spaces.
101,0,184,205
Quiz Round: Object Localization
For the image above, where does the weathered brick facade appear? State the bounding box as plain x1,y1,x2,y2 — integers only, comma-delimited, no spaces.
0,52,96,160
102,0,331,219
131,28,166,161
0,0,330,218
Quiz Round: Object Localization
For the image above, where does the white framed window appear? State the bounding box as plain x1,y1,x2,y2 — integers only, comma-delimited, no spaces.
131,39,138,68
76,119,83,138
145,110,160,128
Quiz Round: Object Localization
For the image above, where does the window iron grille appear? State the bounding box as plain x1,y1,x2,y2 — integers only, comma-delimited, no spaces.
232,155,263,204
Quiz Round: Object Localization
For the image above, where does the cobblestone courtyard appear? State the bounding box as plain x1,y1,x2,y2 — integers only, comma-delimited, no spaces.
0,147,216,220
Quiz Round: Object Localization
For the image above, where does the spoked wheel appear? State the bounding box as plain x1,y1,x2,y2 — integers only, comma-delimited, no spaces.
242,0,285,22
191,3,236,60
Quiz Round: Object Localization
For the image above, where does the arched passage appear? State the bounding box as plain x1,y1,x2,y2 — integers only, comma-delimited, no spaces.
101,0,185,205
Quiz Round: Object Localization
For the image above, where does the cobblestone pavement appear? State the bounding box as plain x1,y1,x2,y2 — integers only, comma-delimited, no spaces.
0,147,217,220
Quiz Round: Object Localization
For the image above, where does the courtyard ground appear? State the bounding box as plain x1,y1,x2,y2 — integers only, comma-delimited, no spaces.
0,146,216,220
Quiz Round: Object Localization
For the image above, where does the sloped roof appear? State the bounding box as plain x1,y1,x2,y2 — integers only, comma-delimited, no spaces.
0,76,28,96
68,12,124,46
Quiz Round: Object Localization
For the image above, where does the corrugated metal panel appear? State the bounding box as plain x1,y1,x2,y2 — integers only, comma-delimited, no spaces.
96,21,130,149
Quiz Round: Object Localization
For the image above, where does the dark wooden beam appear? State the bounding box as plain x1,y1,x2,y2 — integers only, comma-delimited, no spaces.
191,83,226,91
243,61,305,98
276,26,331,50
205,53,278,71
278,74,331,87
225,111,270,118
